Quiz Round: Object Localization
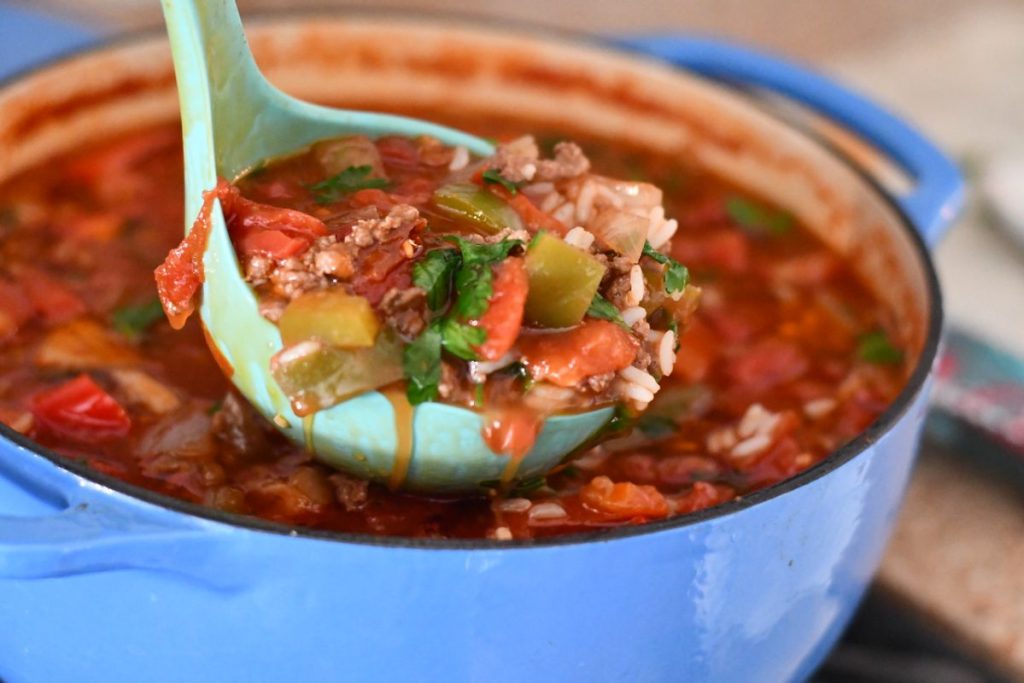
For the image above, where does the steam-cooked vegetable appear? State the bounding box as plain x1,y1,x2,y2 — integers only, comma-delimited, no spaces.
523,232,606,328
271,331,404,416
278,291,380,348
433,183,523,235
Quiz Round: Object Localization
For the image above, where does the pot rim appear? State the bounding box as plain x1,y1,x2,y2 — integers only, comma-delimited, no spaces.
0,12,944,550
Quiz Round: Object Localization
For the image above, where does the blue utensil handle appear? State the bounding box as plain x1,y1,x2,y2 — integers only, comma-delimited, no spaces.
0,444,236,584
612,35,964,247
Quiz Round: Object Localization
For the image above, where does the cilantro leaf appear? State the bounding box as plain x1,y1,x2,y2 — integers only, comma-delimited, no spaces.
453,261,494,319
482,168,518,194
445,237,523,320
447,236,522,265
586,293,629,330
309,165,388,204
857,330,904,365
642,242,690,294
113,297,165,340
403,322,443,404
440,318,486,360
725,195,793,236
413,248,460,311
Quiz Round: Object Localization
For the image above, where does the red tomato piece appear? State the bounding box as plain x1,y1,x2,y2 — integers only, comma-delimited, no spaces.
349,189,394,212
18,268,87,324
671,229,749,273
0,280,33,341
376,136,420,173
725,338,809,391
235,229,309,260
487,184,567,235
519,320,638,388
580,475,669,520
474,258,528,361
674,318,720,383
226,193,328,244
30,374,131,443
672,482,734,515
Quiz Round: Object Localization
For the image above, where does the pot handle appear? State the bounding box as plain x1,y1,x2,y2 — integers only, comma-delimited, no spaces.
0,443,241,587
611,35,964,247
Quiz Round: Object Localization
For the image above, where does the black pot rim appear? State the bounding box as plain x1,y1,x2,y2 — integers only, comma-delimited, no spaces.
0,10,945,551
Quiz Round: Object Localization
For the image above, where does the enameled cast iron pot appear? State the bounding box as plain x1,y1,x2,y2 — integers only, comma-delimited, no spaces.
0,15,962,683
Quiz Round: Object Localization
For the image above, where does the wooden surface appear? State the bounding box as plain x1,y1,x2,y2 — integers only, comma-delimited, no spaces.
11,0,1024,678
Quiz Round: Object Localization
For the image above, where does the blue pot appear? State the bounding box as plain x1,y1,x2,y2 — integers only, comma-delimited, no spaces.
0,21,961,683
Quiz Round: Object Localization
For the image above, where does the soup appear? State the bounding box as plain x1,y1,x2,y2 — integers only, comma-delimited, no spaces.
0,118,907,540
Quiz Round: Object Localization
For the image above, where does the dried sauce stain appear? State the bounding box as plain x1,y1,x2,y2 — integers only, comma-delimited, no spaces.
201,324,234,379
382,386,414,491
2,71,177,145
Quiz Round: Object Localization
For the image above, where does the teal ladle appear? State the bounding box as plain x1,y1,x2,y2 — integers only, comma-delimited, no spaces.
160,0,614,492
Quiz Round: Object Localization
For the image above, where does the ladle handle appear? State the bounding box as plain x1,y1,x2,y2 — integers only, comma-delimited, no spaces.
613,35,964,248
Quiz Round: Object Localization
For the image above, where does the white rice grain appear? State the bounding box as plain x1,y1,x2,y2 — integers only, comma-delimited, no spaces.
707,428,737,454
621,306,647,327
529,502,568,522
658,330,677,376
731,434,772,460
575,180,597,223
737,403,779,438
627,265,645,306
497,497,533,513
564,226,596,250
803,398,837,419
448,145,469,171
468,353,516,383
551,202,576,225
540,192,563,213
621,383,655,405
523,181,554,198
493,526,513,541
648,218,678,249
620,365,660,393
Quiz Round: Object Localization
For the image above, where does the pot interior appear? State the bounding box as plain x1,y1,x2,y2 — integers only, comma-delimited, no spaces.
0,14,935,399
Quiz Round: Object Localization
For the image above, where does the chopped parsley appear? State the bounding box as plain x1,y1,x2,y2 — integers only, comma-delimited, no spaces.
725,195,793,236
857,330,904,365
439,318,486,360
642,241,690,294
403,322,443,405
586,293,629,330
308,165,388,204
446,237,522,320
112,297,165,340
481,168,518,194
413,248,460,311
402,237,522,401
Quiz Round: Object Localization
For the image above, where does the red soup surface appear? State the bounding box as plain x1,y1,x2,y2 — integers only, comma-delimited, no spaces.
0,119,908,540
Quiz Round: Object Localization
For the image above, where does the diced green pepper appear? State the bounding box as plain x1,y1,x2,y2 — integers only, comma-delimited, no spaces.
432,183,523,235
271,331,404,416
278,291,380,348
523,232,607,328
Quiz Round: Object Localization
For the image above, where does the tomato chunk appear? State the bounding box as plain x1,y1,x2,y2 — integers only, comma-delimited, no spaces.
30,374,131,443
19,268,87,324
474,258,528,361
580,475,669,520
488,183,567,235
519,320,638,387
725,338,809,391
